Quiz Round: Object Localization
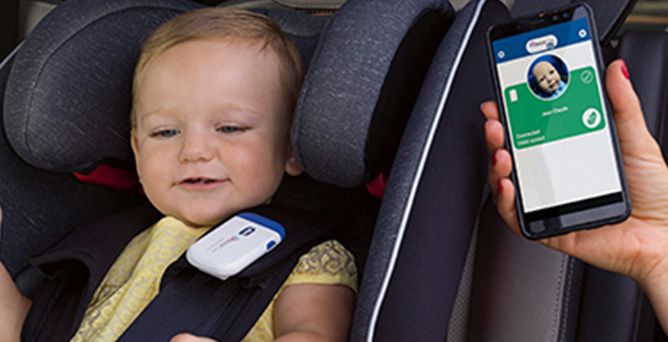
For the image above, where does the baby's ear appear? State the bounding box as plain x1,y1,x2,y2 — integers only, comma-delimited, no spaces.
283,137,303,176
285,156,303,176
130,129,142,178
130,129,139,155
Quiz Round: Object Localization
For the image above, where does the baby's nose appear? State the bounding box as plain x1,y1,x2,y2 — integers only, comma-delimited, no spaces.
179,134,214,162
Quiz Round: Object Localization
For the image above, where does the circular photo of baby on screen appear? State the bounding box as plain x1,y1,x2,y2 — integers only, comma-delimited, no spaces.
527,55,569,100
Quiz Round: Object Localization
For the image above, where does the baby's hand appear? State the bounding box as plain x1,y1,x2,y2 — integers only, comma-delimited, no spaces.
483,59,668,299
170,333,217,342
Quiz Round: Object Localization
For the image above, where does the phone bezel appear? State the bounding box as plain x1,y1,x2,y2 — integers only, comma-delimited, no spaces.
486,3,631,240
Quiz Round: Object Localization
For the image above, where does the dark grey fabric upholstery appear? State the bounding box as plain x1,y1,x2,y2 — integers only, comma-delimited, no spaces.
292,0,451,187
351,1,507,340
4,0,203,173
576,267,654,341
0,54,142,277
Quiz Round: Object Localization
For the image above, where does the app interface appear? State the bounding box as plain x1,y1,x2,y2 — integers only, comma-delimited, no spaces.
492,18,621,213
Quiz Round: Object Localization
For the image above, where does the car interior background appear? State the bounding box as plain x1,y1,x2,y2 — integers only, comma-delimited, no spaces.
0,0,667,341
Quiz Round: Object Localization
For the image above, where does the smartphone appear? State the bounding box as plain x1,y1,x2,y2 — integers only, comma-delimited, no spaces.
486,3,630,239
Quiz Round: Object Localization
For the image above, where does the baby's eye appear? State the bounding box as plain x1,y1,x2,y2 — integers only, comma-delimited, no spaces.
150,129,180,138
216,126,247,134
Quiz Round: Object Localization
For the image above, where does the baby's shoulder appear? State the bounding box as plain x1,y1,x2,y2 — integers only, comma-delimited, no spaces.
284,240,358,291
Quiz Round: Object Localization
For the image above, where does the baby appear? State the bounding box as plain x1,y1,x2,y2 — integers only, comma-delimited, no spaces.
0,8,356,342
531,60,566,99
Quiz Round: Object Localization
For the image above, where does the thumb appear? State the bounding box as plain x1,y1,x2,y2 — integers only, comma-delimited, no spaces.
605,59,652,144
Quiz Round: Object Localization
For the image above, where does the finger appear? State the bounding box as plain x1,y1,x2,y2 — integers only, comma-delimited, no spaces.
488,148,513,196
480,101,499,121
171,334,188,342
605,60,652,143
171,334,217,342
496,177,521,235
484,119,505,155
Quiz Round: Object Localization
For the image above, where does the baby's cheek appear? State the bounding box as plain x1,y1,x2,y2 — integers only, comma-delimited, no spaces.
245,172,283,206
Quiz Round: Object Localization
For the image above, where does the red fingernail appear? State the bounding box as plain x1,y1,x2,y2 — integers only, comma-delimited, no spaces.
621,60,630,80
498,180,504,194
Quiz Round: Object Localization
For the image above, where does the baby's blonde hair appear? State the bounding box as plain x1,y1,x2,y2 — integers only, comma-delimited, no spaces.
131,7,303,127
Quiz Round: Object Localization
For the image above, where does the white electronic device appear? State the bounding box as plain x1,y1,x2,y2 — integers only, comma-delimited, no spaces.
186,212,285,281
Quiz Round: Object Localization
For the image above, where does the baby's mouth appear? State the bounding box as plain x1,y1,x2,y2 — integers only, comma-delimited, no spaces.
185,178,212,184
180,177,223,185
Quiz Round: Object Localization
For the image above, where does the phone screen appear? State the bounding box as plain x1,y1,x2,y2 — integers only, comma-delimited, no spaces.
489,6,627,236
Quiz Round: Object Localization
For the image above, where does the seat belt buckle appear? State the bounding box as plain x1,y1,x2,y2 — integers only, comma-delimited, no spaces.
186,213,285,281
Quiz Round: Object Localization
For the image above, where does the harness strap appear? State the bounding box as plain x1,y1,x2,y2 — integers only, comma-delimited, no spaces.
23,204,344,341
121,205,343,340
22,204,162,342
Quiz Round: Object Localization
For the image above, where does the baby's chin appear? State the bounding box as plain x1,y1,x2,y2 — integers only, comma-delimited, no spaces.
167,203,271,228
158,196,275,228
169,211,234,228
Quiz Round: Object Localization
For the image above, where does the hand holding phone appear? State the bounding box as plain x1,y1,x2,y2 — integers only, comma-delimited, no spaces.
487,4,630,239
483,60,668,332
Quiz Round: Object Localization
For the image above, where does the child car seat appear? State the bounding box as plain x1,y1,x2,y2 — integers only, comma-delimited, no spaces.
351,1,510,340
0,0,454,339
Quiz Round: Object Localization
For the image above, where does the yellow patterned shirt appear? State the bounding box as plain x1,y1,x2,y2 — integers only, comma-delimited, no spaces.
71,216,357,341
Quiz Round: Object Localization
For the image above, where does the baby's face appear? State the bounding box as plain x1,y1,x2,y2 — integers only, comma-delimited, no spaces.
532,61,561,93
132,39,301,227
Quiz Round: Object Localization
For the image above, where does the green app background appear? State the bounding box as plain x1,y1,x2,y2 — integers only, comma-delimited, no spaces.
504,66,605,149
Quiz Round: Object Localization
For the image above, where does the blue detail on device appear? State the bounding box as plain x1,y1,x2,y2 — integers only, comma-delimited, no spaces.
239,212,286,239
492,18,590,63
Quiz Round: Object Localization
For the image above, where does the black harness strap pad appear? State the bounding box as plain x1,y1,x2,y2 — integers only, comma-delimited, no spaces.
214,259,299,341
116,205,346,340
22,204,162,342
119,245,302,341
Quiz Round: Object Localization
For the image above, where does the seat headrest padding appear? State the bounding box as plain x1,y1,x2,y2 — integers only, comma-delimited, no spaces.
291,0,451,187
4,0,201,172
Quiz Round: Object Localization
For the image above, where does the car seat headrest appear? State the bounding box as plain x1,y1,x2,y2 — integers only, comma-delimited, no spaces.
4,0,203,173
292,0,452,187
4,0,451,188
